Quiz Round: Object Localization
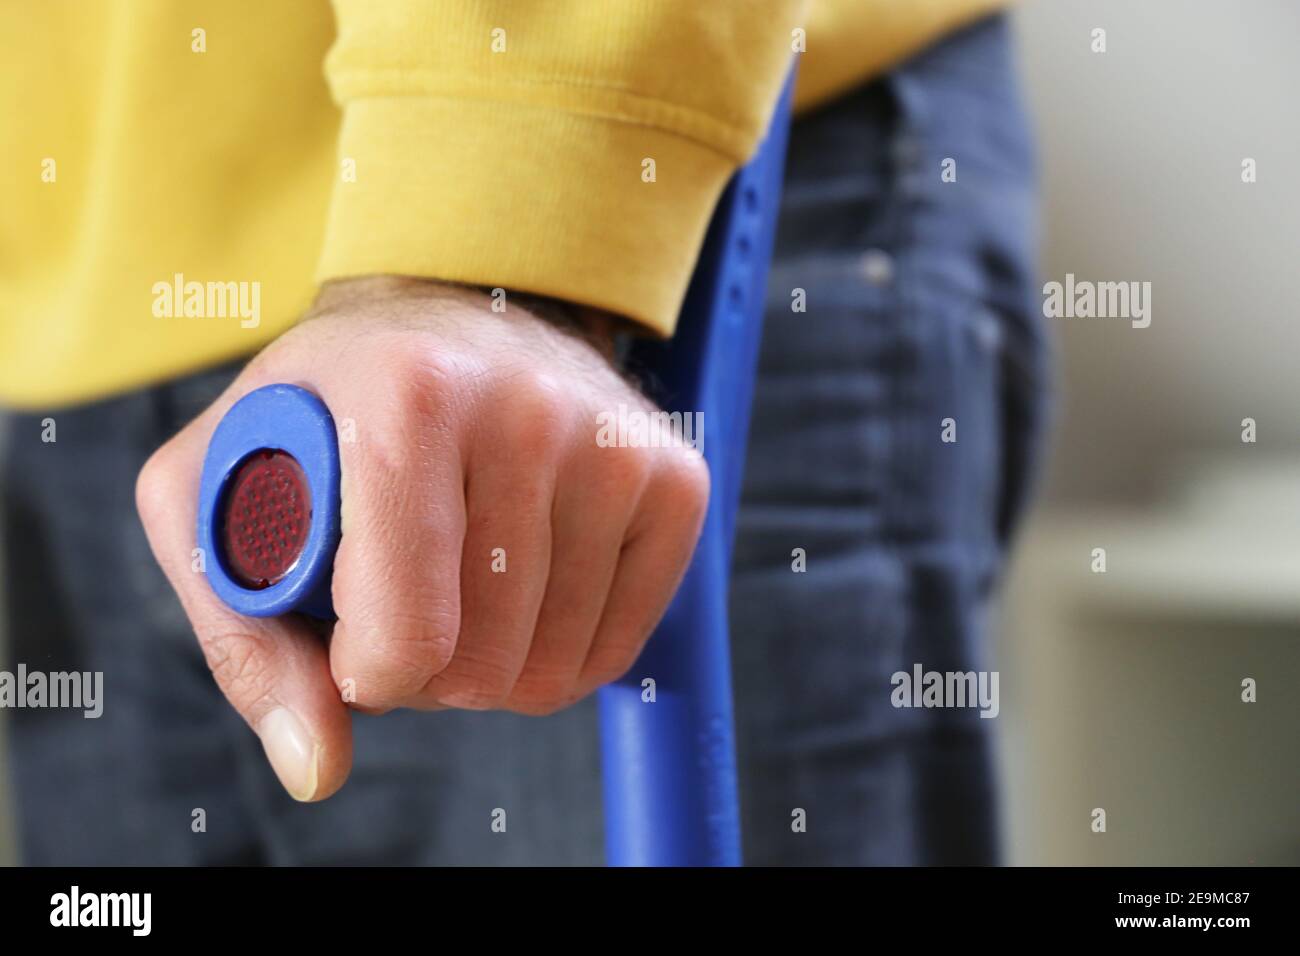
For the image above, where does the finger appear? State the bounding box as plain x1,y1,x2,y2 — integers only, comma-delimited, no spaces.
574,452,709,697
414,391,559,710
504,446,645,714
324,352,468,711
136,396,353,801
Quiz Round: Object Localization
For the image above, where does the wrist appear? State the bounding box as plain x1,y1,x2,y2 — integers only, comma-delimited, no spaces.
311,275,627,364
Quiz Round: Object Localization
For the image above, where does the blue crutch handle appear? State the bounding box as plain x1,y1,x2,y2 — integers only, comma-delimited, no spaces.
198,384,341,621
196,67,795,867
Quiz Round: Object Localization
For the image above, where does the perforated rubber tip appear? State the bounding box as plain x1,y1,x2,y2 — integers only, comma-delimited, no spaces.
219,450,312,590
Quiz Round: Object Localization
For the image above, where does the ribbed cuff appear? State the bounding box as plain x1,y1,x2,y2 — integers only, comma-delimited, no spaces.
316,96,738,336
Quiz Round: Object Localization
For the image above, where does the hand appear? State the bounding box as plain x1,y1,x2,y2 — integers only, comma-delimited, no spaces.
136,277,709,801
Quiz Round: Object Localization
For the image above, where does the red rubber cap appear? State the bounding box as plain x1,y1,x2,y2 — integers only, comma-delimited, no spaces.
219,450,312,590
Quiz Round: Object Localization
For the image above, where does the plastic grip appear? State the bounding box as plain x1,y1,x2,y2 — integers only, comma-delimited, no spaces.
197,384,341,621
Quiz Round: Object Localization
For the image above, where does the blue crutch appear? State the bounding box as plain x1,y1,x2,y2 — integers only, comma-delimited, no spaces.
197,69,796,866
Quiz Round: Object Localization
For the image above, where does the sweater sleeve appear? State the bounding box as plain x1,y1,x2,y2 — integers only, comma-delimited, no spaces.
317,0,806,336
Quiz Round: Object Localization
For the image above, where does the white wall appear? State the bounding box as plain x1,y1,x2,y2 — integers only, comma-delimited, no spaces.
1014,0,1300,504
1000,0,1300,864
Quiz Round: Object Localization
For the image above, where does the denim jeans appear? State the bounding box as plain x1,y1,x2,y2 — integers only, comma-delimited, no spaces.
0,14,1046,865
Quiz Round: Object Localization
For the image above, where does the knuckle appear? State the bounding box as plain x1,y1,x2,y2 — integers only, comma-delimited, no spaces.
496,369,566,459
355,345,472,480
506,673,576,715
582,642,642,688
395,621,459,679
199,631,277,715
375,341,473,434
135,443,181,528
429,652,519,710
659,448,711,508
392,352,462,424
350,609,459,706
644,449,711,536
590,441,652,497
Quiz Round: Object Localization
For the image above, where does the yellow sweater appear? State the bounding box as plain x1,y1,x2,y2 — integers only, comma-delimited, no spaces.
0,0,1006,408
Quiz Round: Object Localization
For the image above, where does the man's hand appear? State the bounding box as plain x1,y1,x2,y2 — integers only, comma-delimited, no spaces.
135,277,709,801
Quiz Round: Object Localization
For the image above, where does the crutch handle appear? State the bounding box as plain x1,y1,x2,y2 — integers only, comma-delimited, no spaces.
197,383,341,622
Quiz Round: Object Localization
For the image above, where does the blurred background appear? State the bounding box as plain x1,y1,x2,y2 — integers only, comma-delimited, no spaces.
1,0,1297,865
998,0,1300,864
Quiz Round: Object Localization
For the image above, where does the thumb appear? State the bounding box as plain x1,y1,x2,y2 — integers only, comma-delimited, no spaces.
135,391,353,801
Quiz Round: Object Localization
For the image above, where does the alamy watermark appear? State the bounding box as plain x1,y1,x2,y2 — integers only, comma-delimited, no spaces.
152,272,260,328
0,665,103,718
596,404,703,452
1042,273,1151,329
50,886,150,936
891,663,999,719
